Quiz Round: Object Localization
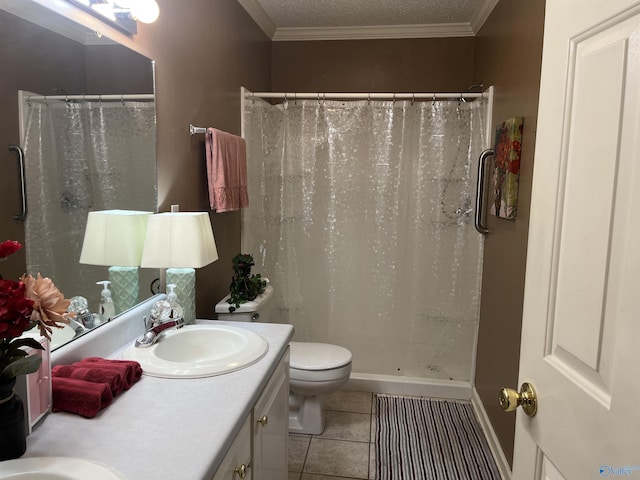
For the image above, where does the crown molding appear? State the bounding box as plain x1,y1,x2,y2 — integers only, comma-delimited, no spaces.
237,0,498,41
272,23,475,41
470,0,500,34
236,0,276,39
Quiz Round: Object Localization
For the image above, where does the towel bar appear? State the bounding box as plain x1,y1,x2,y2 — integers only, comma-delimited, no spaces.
190,124,207,135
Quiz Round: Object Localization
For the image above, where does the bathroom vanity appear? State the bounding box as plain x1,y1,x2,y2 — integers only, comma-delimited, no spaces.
16,298,293,480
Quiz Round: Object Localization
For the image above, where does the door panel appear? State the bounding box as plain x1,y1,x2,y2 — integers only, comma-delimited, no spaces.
514,1,640,478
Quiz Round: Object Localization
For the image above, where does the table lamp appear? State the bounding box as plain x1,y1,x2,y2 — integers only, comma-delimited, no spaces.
79,209,153,314
140,211,218,324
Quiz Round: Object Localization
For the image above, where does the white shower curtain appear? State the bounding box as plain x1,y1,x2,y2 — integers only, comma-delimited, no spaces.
242,97,486,381
22,98,156,306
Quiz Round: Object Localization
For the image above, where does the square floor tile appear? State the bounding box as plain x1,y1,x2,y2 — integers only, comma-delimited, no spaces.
289,472,302,480
304,438,369,479
319,411,371,442
324,390,372,414
289,434,311,472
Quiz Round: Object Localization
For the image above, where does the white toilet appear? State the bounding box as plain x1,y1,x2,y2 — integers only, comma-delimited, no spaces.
215,285,352,434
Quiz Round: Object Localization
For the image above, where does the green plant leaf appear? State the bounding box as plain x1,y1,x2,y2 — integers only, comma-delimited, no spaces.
1,354,42,379
9,337,45,351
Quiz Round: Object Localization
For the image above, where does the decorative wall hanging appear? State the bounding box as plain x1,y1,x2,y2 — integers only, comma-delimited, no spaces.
491,117,524,219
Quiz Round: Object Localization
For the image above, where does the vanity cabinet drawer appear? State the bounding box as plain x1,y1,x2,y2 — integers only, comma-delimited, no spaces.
211,415,252,480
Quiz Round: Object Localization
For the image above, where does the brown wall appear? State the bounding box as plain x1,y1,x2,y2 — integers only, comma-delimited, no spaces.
116,0,272,316
472,0,545,466
85,45,153,94
272,37,475,92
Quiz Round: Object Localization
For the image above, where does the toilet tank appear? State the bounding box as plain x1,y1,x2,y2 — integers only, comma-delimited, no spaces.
214,285,273,322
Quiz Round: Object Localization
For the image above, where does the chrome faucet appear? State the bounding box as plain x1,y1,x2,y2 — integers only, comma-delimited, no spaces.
135,317,184,348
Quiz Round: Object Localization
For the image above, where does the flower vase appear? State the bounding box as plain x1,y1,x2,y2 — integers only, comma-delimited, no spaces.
0,377,27,460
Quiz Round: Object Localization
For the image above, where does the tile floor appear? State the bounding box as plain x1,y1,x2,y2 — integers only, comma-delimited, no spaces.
288,390,376,480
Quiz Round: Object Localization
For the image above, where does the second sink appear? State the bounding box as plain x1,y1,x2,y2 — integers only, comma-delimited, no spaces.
122,323,268,378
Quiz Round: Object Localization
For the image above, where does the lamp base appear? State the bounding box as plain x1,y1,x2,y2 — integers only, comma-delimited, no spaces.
166,268,196,325
109,266,139,315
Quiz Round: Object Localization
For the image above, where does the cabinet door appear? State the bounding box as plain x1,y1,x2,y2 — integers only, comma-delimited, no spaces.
211,415,252,480
253,348,289,480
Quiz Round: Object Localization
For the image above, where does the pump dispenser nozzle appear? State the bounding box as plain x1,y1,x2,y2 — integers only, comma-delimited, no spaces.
96,280,116,324
166,283,184,320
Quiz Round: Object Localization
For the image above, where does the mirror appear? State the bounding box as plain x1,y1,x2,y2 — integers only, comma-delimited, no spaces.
0,2,157,348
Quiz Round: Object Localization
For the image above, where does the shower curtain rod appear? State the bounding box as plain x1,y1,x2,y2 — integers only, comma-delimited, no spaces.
26,94,155,102
249,92,484,100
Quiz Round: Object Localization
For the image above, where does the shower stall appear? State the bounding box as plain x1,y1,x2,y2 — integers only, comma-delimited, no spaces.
18,92,157,308
241,88,492,384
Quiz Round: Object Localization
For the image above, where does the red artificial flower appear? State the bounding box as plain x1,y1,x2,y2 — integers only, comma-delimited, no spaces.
509,158,521,175
0,279,35,340
0,240,22,259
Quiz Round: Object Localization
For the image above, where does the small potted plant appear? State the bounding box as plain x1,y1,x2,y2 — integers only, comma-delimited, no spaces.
228,254,266,313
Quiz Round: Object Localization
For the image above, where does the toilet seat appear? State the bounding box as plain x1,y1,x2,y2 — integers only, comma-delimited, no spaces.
289,342,352,370
290,363,352,382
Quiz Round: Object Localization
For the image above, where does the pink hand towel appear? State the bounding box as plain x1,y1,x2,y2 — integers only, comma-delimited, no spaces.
52,364,124,397
52,377,113,418
205,127,249,212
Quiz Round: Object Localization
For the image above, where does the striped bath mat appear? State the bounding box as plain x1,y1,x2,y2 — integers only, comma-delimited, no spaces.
376,395,501,479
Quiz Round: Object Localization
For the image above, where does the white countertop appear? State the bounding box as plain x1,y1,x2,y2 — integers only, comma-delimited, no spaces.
22,319,294,480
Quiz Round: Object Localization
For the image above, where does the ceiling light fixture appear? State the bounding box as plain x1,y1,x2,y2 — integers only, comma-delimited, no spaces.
132,0,160,24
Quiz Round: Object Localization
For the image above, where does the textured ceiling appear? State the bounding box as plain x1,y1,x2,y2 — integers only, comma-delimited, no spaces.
256,0,484,28
238,0,498,40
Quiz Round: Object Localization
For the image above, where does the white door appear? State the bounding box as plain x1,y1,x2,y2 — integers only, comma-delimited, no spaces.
513,0,640,478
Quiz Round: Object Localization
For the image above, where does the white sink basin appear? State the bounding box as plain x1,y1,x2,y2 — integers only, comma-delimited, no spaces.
0,457,125,479
122,324,268,378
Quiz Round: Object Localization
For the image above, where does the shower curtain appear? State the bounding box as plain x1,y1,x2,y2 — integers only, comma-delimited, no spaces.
242,96,486,381
22,98,156,307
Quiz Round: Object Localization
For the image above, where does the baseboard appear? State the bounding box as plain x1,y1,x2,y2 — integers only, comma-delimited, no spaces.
344,372,472,400
471,388,512,480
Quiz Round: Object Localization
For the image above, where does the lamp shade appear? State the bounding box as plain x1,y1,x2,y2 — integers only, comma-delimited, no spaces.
140,212,218,268
79,210,153,266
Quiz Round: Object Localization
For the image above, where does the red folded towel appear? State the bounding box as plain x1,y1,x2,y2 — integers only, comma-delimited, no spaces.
52,377,113,418
74,357,142,389
52,365,124,397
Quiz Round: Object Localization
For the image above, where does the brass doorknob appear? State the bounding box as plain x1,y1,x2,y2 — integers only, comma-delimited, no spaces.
499,382,537,417
234,464,247,478
257,415,268,427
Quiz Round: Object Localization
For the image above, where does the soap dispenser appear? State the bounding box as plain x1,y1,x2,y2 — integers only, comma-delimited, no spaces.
96,280,116,325
166,283,184,320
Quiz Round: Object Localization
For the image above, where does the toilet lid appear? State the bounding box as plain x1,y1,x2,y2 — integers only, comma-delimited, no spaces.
289,342,352,370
